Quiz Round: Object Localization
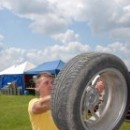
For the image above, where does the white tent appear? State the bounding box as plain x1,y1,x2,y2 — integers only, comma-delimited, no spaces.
0,65,15,75
0,62,35,94
0,61,35,75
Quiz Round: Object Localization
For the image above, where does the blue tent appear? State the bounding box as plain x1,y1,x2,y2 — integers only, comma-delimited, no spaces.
0,62,35,92
0,74,24,88
0,74,25,94
24,60,65,75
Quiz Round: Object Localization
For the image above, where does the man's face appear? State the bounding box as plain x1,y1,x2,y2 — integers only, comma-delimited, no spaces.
36,76,53,96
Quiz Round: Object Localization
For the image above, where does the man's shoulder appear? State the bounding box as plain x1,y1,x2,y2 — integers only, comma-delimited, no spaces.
29,98,39,104
28,98,40,114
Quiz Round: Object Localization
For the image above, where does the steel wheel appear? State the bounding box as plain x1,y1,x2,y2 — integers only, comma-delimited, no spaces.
80,68,127,130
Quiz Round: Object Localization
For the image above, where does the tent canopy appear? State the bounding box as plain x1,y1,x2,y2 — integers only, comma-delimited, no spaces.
25,60,65,75
0,61,35,75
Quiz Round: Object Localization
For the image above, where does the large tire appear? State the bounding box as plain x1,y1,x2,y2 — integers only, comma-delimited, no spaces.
51,52,130,130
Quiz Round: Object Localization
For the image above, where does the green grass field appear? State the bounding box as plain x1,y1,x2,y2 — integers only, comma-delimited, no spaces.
0,94,130,130
0,95,33,130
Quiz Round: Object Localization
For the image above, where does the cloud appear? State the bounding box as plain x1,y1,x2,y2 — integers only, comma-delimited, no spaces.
96,42,130,54
0,41,91,71
0,31,91,72
110,27,130,41
0,41,130,72
29,15,67,34
0,0,68,34
96,42,130,69
25,41,91,63
1,0,130,41
53,29,79,43
0,0,52,14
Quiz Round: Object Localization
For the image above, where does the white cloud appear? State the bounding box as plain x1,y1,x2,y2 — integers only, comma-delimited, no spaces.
96,42,130,69
96,42,130,54
110,27,130,41
0,41,130,72
1,0,130,41
0,0,52,14
0,0,68,34
26,41,91,62
0,41,91,71
53,29,79,43
29,14,67,34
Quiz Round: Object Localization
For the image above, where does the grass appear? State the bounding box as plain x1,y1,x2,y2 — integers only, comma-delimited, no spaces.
0,94,34,130
120,122,130,130
0,94,130,130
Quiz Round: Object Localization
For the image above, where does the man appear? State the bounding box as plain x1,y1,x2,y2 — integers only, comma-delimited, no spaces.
28,72,58,130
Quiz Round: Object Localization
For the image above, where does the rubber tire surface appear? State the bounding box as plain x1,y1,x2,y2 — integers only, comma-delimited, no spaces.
51,52,130,130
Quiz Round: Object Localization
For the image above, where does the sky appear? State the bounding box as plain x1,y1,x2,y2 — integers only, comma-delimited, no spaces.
0,0,130,71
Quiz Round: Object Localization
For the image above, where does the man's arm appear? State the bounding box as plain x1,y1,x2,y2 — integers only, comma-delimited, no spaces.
32,96,51,114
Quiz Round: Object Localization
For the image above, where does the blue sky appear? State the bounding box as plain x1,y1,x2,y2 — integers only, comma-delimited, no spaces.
0,9,55,49
0,9,110,49
0,0,130,71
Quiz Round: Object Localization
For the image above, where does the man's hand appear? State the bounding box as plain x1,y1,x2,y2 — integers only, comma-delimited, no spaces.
40,95,51,107
95,80,105,93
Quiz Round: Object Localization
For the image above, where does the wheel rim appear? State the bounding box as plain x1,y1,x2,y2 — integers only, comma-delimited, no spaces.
80,68,127,130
